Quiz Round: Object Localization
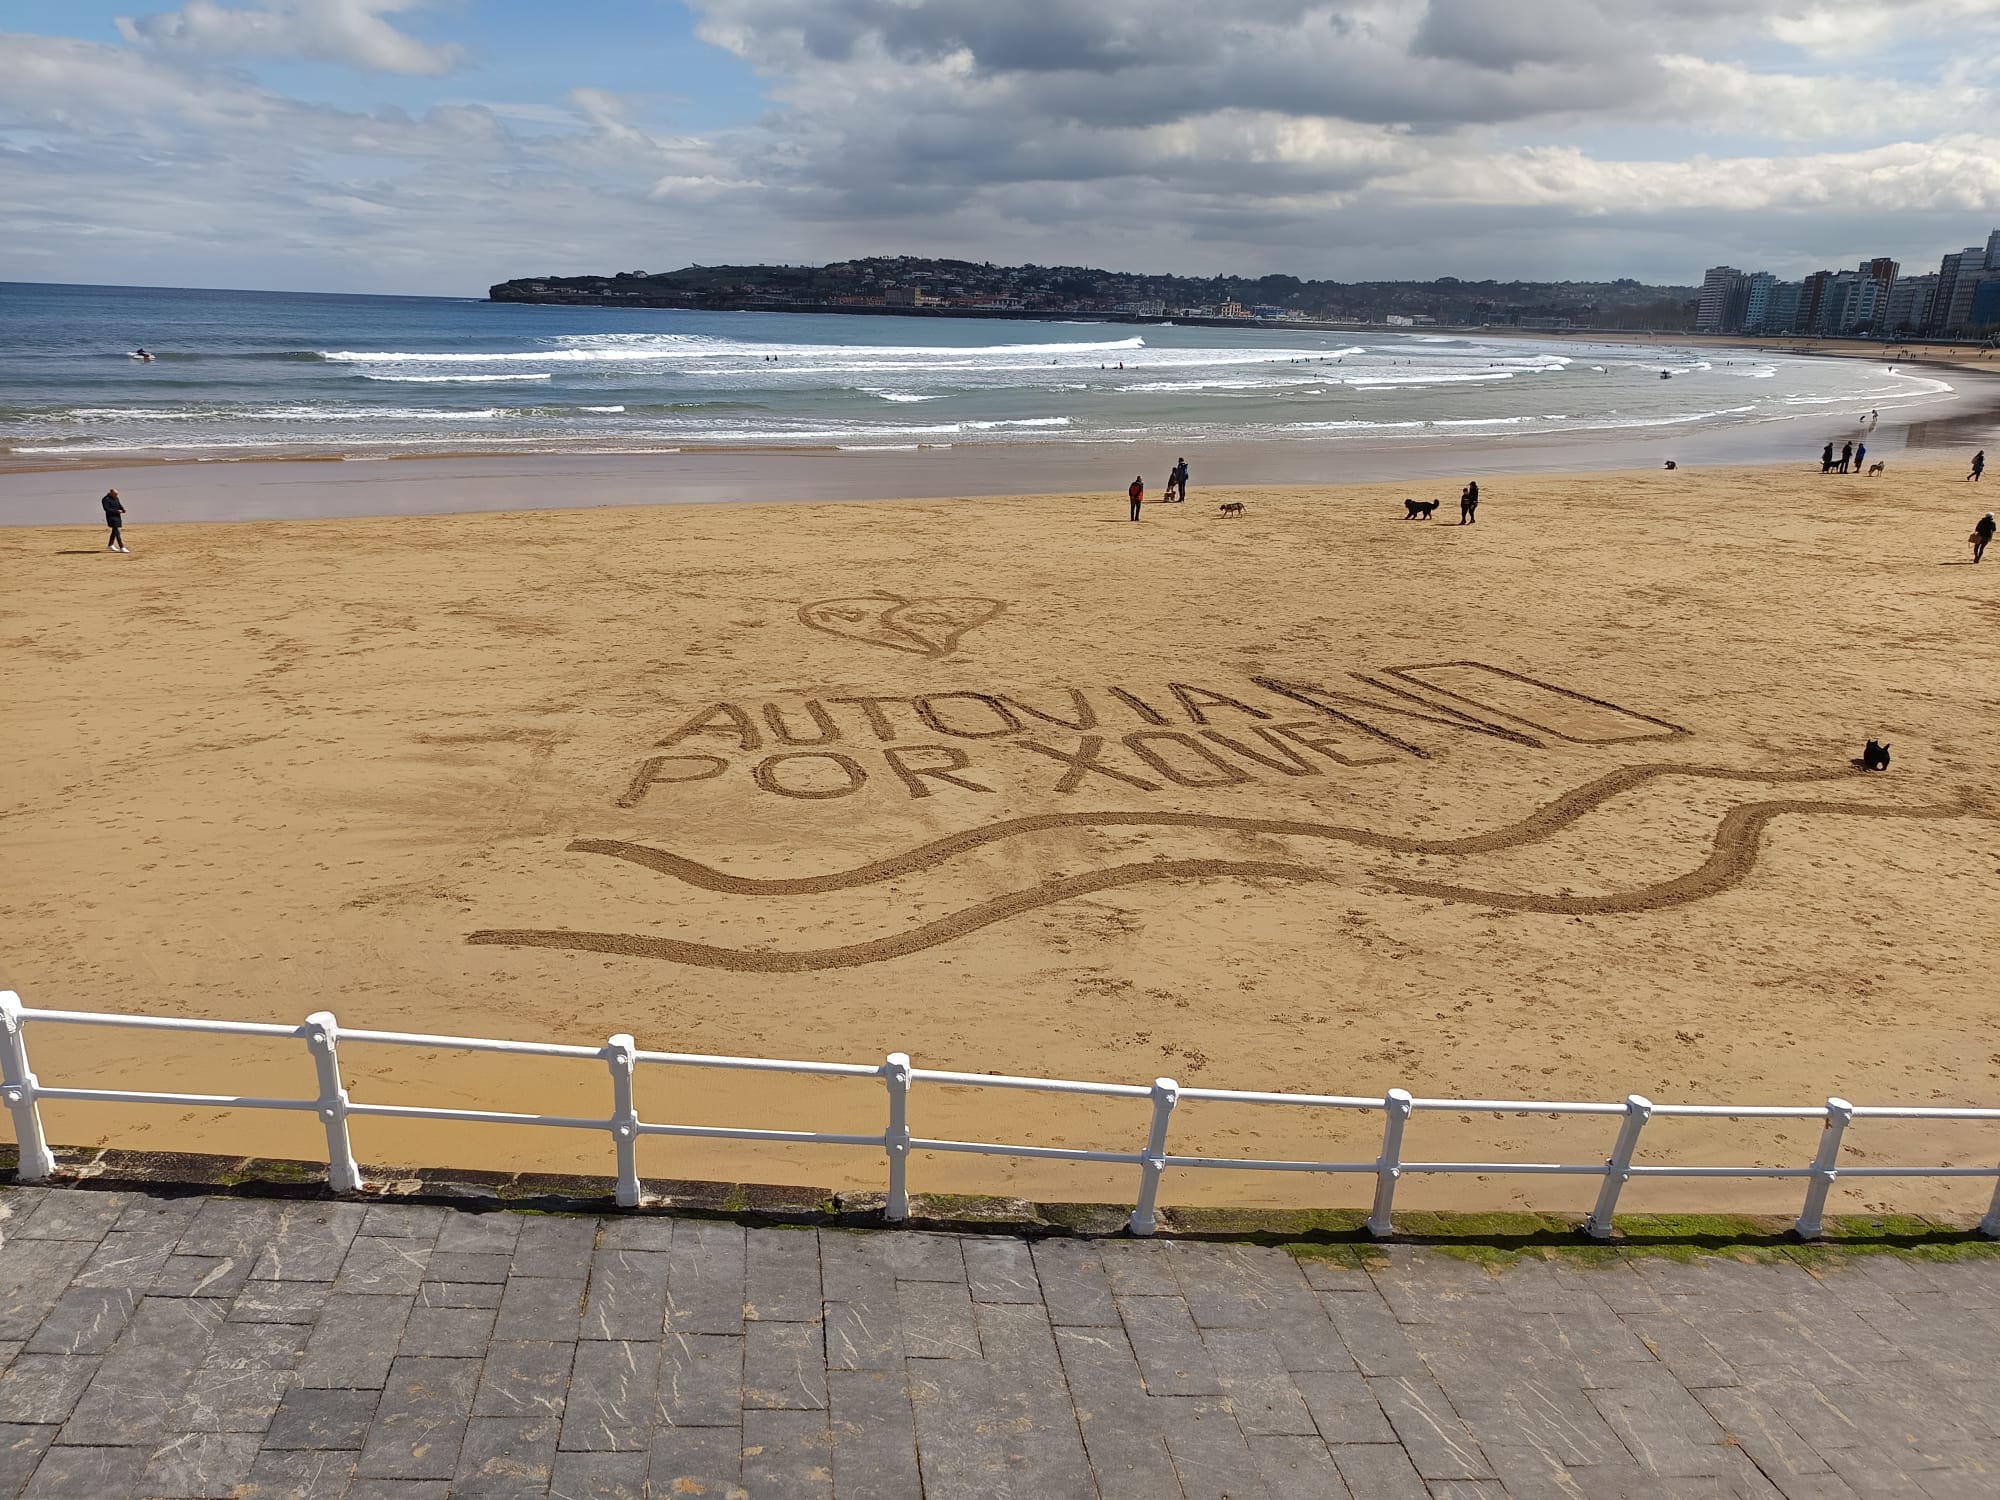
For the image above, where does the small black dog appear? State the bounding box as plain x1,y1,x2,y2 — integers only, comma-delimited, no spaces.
1858,739,1891,771
1403,498,1440,520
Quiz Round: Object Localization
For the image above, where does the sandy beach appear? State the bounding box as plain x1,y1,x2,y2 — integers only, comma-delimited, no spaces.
3,455,1997,1217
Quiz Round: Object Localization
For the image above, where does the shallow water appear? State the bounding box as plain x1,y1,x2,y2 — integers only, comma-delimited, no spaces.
0,281,1956,463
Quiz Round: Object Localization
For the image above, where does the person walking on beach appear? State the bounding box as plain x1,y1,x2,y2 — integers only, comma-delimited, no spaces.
101,488,128,553
1129,475,1145,522
1972,450,1986,481
1820,442,1835,473
1972,512,1996,563
1838,441,1853,474
1853,441,1866,474
1459,480,1479,524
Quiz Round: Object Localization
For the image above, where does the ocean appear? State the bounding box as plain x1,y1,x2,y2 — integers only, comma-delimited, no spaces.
0,280,1956,465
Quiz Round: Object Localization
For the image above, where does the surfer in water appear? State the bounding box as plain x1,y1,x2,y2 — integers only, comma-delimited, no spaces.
131,348,154,361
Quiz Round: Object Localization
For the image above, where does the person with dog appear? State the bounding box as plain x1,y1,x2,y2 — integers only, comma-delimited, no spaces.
101,487,128,553
1974,512,1996,563
1459,480,1479,524
1128,475,1144,522
1820,442,1835,473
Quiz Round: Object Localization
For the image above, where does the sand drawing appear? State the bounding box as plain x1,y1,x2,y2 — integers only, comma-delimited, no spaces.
467,765,1982,972
797,593,1004,658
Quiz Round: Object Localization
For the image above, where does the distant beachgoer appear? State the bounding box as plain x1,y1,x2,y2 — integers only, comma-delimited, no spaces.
1820,443,1835,473
101,488,127,553
1459,480,1479,524
1129,475,1144,522
1838,441,1853,474
1853,441,1866,474
1973,512,1995,563
1972,450,1986,482
1171,457,1189,503
1869,409,1879,429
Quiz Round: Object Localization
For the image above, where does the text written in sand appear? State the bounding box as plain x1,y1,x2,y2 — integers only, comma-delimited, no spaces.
616,662,1689,806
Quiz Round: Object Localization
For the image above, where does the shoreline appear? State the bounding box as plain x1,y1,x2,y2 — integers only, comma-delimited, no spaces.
5,373,1997,526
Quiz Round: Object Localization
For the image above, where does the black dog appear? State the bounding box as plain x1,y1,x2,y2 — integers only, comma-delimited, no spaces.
1857,739,1891,771
1403,498,1440,520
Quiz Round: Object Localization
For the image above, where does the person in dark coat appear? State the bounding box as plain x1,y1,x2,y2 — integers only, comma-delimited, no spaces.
1459,480,1479,524
1837,441,1853,474
1128,475,1144,522
1973,512,1995,563
1820,443,1835,472
101,488,128,553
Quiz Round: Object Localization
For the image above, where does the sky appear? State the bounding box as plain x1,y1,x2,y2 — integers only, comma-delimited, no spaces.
3,0,1998,296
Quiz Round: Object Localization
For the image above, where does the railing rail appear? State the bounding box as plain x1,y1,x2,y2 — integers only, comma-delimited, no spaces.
4,991,1999,1239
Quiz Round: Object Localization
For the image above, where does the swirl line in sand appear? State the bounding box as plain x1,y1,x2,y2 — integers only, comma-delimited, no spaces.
557,763,1852,897
466,768,1981,971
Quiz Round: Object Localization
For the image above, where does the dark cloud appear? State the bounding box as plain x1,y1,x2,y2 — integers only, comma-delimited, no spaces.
1412,0,1628,68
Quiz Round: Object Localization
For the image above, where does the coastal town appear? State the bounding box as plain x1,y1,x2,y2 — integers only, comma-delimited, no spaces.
1696,228,2000,339
492,242,2000,339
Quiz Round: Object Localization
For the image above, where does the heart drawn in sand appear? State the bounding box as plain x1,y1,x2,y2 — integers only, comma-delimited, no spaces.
797,592,1005,658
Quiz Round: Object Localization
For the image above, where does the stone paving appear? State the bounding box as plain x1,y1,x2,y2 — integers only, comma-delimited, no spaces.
3,1187,1999,1498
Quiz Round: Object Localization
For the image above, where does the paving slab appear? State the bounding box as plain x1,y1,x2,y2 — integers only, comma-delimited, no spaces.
5,1185,2000,1498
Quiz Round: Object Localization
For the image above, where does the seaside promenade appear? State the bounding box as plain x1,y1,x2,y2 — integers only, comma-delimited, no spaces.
3,1185,1999,1498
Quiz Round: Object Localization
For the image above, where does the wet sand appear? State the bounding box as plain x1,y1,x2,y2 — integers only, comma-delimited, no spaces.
2,457,1997,1216
4,360,1997,526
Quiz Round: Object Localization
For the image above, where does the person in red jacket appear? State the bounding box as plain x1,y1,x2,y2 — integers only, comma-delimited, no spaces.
1128,475,1144,522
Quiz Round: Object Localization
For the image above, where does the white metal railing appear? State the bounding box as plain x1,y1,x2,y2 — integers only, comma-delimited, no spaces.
4,991,1999,1240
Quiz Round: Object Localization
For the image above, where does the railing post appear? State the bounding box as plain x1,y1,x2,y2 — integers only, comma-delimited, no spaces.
1584,1095,1653,1240
1128,1077,1180,1236
1793,1096,1854,1239
883,1053,912,1222
1367,1089,1414,1238
0,992,55,1182
605,1034,641,1208
303,1011,361,1194
1981,1164,2000,1240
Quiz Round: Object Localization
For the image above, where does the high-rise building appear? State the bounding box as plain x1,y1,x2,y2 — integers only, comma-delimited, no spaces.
1930,246,1987,334
1696,266,1744,332
1797,271,1833,336
1741,272,1777,332
1883,273,1938,334
1816,272,1864,334
1761,281,1804,334
1971,278,2000,332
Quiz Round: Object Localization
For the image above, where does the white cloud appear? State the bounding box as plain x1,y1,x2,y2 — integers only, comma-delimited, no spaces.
3,1,1999,293
116,0,462,76
1762,0,2000,57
